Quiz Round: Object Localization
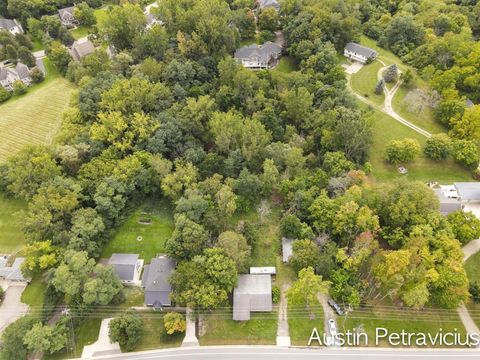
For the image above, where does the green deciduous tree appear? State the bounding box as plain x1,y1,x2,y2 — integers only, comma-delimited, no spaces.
384,138,420,164
216,231,251,272
109,312,143,351
423,134,452,160
163,312,186,335
287,267,329,314
289,239,320,274
447,211,480,245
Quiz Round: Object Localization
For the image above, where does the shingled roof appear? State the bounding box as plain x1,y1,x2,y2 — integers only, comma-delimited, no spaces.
345,42,377,59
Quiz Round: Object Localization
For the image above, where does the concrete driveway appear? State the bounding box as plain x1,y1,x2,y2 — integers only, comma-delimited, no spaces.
0,284,28,334
342,62,363,74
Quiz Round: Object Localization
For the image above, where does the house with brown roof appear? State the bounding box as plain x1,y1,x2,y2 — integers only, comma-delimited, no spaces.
69,38,96,61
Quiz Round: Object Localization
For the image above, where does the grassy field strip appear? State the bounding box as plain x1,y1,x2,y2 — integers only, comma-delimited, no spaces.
0,78,73,162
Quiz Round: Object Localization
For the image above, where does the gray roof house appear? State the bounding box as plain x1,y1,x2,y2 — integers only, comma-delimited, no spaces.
69,39,95,61
257,0,280,11
108,253,144,284
0,63,32,91
58,6,79,27
234,41,282,70
454,183,480,202
433,188,462,216
142,255,176,307
0,257,29,282
0,18,24,34
282,237,294,263
344,42,377,64
233,274,272,321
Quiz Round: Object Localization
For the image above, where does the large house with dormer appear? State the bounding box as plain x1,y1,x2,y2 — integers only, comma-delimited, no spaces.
0,18,24,34
0,63,32,91
58,6,79,27
234,41,282,70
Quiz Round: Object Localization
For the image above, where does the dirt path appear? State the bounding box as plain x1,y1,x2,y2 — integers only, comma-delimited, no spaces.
318,293,338,346
276,283,291,346
346,61,431,138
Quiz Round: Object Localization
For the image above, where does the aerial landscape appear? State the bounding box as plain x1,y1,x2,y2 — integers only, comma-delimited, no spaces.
1,0,480,359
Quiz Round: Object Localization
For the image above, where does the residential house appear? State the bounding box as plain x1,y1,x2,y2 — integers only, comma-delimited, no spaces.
344,42,377,64
234,41,282,70
233,274,272,321
0,256,29,282
282,237,294,263
0,63,32,91
0,18,24,34
69,38,95,61
141,255,175,308
108,253,144,285
433,188,462,216
58,6,79,27
257,0,280,11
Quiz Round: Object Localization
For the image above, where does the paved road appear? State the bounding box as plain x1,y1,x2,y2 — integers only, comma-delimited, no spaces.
462,239,480,261
83,346,480,360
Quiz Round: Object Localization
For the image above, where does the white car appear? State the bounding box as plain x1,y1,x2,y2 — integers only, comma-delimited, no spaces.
328,319,337,336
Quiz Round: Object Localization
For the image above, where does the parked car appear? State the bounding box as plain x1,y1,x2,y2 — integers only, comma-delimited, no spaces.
328,299,344,315
328,319,337,336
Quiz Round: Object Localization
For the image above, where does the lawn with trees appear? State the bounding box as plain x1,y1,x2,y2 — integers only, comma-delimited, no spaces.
1,0,480,356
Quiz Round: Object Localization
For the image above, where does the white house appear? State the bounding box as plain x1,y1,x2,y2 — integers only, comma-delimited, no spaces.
344,42,377,64
234,41,282,70
257,0,280,12
0,18,24,34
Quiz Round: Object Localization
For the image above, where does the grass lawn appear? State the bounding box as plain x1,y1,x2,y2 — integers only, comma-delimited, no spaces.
94,7,109,23
288,296,324,346
45,318,103,360
0,192,27,253
350,60,384,106
465,251,480,284
31,38,45,51
0,59,73,163
364,103,472,183
275,56,299,74
240,37,258,46
199,310,277,345
21,276,46,309
122,287,145,307
342,304,467,347
130,314,184,351
70,25,91,39
101,197,174,264
359,35,406,70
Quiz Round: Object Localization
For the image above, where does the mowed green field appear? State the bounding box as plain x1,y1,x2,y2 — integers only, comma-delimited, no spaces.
0,78,73,163
0,192,27,253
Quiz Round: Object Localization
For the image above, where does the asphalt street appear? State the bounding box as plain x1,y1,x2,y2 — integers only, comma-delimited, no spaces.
88,346,480,360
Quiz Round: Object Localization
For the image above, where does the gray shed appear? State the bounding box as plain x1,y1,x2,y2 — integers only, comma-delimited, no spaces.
433,188,462,216
282,237,294,263
233,274,272,321
142,255,175,307
108,253,140,282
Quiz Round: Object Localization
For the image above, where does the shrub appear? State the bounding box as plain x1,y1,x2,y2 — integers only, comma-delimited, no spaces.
452,139,479,169
0,286,4,303
163,312,186,335
30,68,45,83
383,64,398,83
470,282,480,304
384,138,420,164
423,134,452,160
272,285,280,304
12,80,27,96
257,30,275,43
0,86,12,103
374,79,384,95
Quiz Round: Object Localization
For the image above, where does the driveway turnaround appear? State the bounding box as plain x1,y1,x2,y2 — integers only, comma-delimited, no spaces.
82,346,480,360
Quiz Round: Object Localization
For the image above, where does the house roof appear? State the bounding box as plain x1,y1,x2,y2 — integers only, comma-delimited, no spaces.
58,6,75,17
35,58,46,74
433,188,462,216
282,237,294,262
0,67,8,81
142,255,175,292
454,182,480,201
108,253,139,266
0,257,28,281
345,42,377,59
233,275,272,320
235,274,271,296
234,42,282,62
466,99,474,108
15,63,30,80
0,19,17,30
70,39,95,61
